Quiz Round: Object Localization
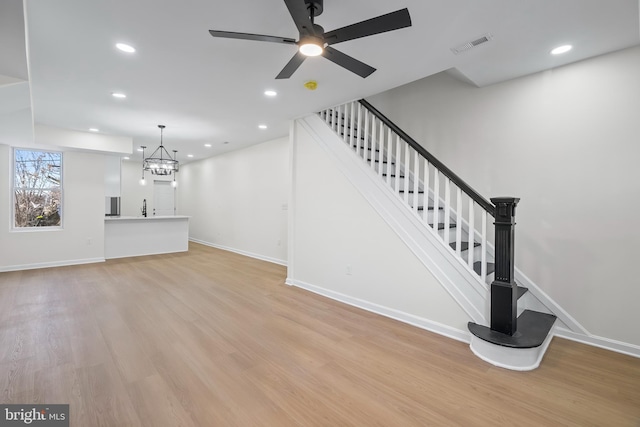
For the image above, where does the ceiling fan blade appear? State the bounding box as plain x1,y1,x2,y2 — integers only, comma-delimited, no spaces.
276,51,307,79
283,0,316,35
324,8,411,45
209,30,297,45
322,46,376,78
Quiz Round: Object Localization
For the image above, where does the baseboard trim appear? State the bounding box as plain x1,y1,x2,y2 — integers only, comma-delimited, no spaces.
555,327,640,359
286,277,470,344
190,238,287,267
0,257,105,272
105,249,188,260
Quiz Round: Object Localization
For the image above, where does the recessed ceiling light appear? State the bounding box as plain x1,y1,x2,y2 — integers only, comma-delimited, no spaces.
112,92,127,98
89,128,99,132
264,90,277,97
551,45,572,55
123,156,130,160
258,124,267,129
187,154,194,158
116,43,136,53
204,143,212,147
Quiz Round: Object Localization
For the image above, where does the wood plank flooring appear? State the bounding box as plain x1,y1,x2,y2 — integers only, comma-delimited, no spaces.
1,242,639,426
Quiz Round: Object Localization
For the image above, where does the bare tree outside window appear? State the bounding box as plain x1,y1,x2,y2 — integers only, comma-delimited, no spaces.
14,149,62,228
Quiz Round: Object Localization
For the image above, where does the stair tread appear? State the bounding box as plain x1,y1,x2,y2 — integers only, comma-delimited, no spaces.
416,206,443,211
436,223,457,230
398,190,423,194
473,261,495,276
517,285,528,299
381,173,405,178
449,241,481,251
467,310,557,348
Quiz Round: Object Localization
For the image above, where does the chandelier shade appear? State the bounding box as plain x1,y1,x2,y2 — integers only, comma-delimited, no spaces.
142,125,179,175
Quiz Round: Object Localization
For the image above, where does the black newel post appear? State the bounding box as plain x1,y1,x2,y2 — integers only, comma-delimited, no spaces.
490,197,520,335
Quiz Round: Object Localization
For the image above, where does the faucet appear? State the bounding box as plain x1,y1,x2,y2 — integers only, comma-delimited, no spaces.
141,199,147,217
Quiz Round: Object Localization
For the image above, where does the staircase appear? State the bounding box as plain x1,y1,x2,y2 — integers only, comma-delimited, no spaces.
317,99,557,370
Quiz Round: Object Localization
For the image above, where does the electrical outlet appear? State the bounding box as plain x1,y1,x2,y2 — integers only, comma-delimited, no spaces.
277,239,281,246
346,264,352,275
86,238,92,246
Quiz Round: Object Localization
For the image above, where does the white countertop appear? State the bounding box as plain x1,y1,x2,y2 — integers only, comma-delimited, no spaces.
105,215,190,221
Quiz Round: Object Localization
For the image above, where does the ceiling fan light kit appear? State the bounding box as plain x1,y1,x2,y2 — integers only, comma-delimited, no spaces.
299,34,324,56
208,0,411,79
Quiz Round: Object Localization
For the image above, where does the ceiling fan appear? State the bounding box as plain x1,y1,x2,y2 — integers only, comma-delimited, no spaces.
208,0,412,79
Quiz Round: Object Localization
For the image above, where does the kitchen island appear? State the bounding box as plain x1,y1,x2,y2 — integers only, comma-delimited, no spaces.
104,216,189,259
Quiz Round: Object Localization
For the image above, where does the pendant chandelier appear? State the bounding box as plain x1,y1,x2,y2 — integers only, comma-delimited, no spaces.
141,125,179,176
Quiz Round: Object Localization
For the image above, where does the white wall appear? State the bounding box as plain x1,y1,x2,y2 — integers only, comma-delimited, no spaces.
368,45,640,346
0,145,106,270
288,120,471,335
178,137,289,265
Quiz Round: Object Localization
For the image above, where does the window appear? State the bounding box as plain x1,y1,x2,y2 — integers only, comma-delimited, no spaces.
13,149,62,228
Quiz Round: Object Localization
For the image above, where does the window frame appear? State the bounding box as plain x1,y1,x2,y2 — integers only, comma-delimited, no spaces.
12,147,64,231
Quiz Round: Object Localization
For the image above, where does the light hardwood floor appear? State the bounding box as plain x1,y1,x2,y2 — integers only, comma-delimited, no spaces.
1,242,639,426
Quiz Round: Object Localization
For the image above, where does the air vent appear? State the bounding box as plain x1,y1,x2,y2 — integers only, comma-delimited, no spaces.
451,33,493,55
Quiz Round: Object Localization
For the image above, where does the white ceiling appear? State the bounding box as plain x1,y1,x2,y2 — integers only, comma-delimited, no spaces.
21,0,640,163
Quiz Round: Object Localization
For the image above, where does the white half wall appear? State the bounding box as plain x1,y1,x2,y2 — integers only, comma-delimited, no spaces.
0,145,106,271
368,45,640,347
178,137,288,265
288,119,470,337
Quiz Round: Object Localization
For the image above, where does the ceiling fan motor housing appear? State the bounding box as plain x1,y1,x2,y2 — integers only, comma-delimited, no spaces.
304,0,323,17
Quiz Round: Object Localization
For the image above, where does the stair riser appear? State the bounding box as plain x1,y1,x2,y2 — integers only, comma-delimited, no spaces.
456,245,484,266
437,225,469,243
366,162,397,175
387,176,418,189
404,192,427,206
422,209,446,224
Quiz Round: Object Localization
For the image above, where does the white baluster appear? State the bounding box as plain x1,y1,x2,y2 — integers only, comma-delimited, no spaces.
362,114,377,170
394,134,402,194
481,210,487,283
413,148,420,212
444,179,451,245
386,127,393,185
362,110,370,161
422,160,430,224
349,102,355,147
342,104,347,141
432,171,440,230
379,128,386,177
336,104,342,140
403,142,410,205
455,187,462,256
468,199,475,269
356,104,362,151
371,120,384,176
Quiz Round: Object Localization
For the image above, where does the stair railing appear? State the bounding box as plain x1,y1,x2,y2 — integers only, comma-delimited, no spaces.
318,99,497,286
